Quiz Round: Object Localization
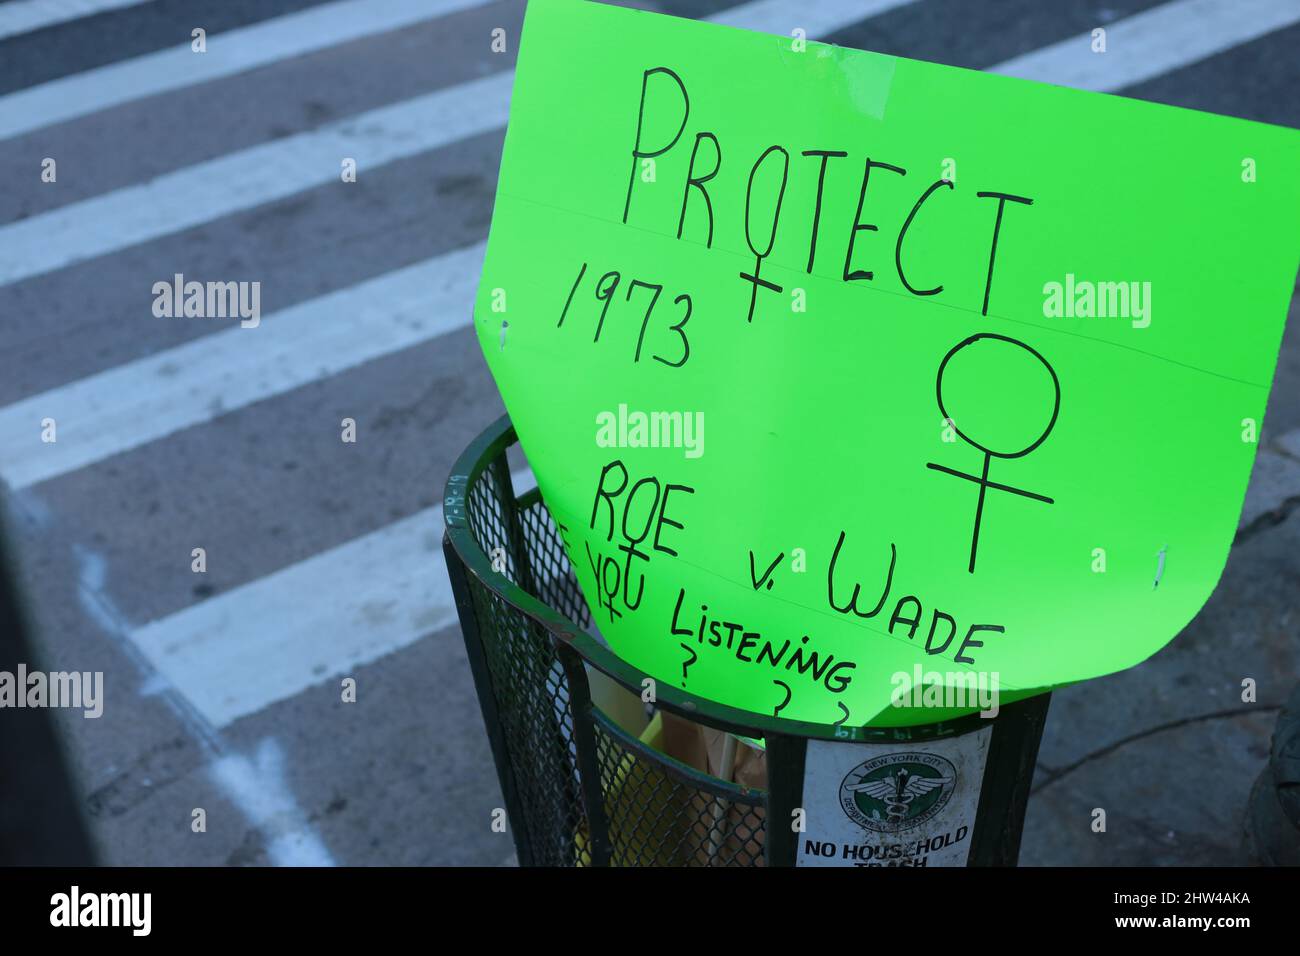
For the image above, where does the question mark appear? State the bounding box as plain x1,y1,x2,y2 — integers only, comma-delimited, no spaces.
679,644,697,684
772,680,792,717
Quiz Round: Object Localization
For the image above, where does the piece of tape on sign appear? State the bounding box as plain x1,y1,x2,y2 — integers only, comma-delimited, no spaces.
475,0,1300,727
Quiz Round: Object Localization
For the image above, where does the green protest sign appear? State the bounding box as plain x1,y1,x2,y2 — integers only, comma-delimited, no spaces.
474,0,1300,726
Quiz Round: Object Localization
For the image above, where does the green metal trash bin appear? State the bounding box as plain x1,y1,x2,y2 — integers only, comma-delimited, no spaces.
443,415,1050,867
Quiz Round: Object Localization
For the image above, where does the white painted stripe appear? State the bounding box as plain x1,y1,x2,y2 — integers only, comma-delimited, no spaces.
0,0,495,140
993,0,1300,91
131,470,529,728
712,0,913,36
0,72,513,286
0,242,485,488
209,739,337,865
0,0,153,42
0,0,892,287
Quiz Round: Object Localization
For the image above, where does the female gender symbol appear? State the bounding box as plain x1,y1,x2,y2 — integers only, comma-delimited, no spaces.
927,333,1060,574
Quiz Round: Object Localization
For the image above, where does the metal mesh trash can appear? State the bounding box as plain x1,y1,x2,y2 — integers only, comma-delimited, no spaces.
443,415,1051,867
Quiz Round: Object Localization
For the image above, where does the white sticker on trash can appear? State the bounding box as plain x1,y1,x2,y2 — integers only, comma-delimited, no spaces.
797,728,992,867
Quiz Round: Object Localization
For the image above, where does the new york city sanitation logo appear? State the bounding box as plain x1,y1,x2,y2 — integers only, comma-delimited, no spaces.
839,753,958,833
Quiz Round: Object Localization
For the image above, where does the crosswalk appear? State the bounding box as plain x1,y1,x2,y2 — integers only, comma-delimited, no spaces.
1,0,1296,862
992,0,1300,90
0,72,512,284
0,0,495,138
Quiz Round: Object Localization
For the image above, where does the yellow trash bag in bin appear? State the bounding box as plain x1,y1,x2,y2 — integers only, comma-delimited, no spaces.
575,669,766,866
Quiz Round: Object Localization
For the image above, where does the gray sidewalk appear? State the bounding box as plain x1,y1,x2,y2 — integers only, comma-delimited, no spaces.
1021,306,1300,864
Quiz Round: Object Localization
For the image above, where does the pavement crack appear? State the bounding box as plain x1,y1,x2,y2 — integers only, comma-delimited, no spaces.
1032,705,1280,795
1234,493,1300,546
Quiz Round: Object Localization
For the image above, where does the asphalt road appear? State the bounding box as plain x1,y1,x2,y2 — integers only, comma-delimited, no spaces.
0,0,1297,866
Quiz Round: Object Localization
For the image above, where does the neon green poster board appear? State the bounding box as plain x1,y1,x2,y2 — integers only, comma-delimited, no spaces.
474,0,1300,727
